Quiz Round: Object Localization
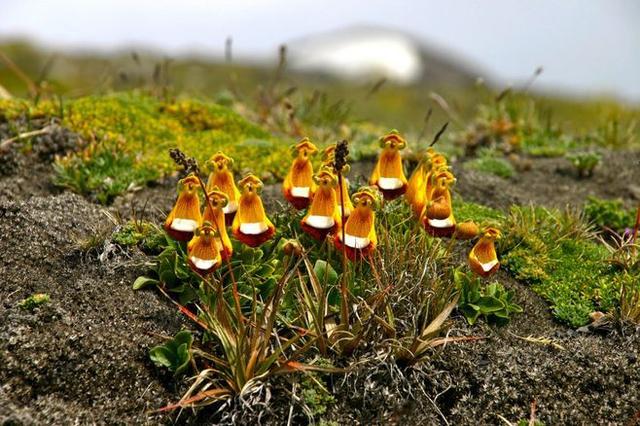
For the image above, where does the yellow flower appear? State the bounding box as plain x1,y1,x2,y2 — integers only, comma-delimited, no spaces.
205,152,240,226
202,188,233,261
282,138,318,210
411,153,448,218
370,130,408,200
421,170,456,237
187,222,222,275
334,186,379,261
232,174,275,247
301,169,341,241
454,221,480,240
164,174,202,241
469,227,501,277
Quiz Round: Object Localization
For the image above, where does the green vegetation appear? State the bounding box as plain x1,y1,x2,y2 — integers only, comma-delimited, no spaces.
149,330,193,375
18,293,50,311
466,149,515,178
3,40,640,422
455,271,522,325
300,370,336,416
566,151,601,178
500,206,619,327
453,199,505,224
583,196,636,233
112,220,166,253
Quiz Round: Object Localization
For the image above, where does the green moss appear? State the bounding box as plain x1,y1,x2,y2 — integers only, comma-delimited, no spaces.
112,221,167,253
453,199,505,224
466,155,515,178
521,132,574,157
1,93,288,202
583,196,636,232
500,206,620,327
300,373,335,416
18,293,50,310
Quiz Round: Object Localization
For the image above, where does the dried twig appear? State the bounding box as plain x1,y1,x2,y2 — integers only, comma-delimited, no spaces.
0,125,53,152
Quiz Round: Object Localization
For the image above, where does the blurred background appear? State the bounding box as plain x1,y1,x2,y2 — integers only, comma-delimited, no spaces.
1,0,639,130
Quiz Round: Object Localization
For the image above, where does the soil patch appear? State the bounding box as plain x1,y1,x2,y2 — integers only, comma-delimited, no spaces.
455,150,640,211
0,193,186,424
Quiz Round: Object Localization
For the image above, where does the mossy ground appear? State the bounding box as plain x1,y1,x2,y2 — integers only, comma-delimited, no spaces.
2,86,640,424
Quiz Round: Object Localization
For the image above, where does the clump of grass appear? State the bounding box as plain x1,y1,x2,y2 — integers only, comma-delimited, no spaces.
566,151,601,178
499,206,620,327
466,149,515,178
18,293,50,311
112,220,166,253
453,199,505,224
583,196,636,233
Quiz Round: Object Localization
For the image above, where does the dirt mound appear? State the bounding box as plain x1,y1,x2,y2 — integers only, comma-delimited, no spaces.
455,150,640,211
0,193,185,424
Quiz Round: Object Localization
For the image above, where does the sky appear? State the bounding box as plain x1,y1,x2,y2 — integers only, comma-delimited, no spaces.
1,0,639,102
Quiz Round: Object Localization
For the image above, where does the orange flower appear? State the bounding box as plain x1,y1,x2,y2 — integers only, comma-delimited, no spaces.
334,187,379,261
469,227,501,277
164,174,202,241
283,138,318,210
232,174,275,247
406,160,427,208
411,154,448,218
301,169,341,241
370,130,408,200
187,222,222,275
202,188,233,261
421,170,456,237
205,152,241,226
454,221,480,240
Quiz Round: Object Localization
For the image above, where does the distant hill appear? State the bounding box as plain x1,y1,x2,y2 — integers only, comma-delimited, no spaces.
287,26,482,87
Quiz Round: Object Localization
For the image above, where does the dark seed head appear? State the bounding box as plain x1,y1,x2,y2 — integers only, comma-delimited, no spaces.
332,139,349,174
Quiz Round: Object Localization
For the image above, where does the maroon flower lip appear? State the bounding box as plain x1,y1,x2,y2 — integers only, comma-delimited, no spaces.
284,193,312,210
301,220,338,241
163,224,195,242
377,184,407,200
422,217,456,238
334,235,375,262
233,226,275,248
187,257,219,275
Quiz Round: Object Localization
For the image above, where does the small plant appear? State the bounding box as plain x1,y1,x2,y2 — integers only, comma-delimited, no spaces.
619,273,640,324
149,330,194,375
566,151,601,178
300,370,336,416
500,206,618,327
112,220,166,252
455,271,522,326
18,293,50,311
583,196,635,233
466,149,515,178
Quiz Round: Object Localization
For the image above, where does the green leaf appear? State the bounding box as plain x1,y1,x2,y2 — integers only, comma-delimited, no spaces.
132,276,159,290
314,260,338,286
477,296,505,313
149,346,175,368
149,331,193,375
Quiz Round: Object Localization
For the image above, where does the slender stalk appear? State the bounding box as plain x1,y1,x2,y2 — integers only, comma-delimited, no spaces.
337,172,349,326
632,205,640,257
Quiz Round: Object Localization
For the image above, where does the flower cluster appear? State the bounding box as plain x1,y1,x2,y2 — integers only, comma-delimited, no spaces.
165,129,500,276
164,151,275,275
403,136,500,276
